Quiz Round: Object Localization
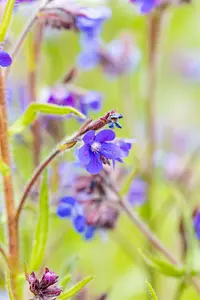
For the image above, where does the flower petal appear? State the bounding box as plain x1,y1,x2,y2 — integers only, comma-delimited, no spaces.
84,226,96,240
59,196,76,206
83,130,95,144
85,152,102,174
100,143,123,160
0,51,12,67
78,144,91,165
73,215,86,233
57,204,72,218
95,129,115,143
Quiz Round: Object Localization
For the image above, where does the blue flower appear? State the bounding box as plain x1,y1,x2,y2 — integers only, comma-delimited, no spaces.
130,0,159,14
128,178,147,206
76,7,111,43
116,139,134,158
194,210,200,240
56,196,76,218
78,129,123,174
0,51,12,67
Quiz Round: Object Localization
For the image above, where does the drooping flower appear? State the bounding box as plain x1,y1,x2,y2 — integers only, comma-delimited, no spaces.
0,50,12,67
129,0,159,14
27,267,62,299
128,177,147,206
78,129,124,174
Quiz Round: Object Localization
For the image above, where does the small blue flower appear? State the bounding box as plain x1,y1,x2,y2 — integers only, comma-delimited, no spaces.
116,139,135,158
130,0,159,14
73,215,86,233
128,178,147,206
84,225,96,240
78,129,123,174
76,7,111,43
56,196,76,218
194,210,200,240
0,51,12,67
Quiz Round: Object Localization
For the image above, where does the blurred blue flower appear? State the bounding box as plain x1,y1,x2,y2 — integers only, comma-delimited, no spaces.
57,195,96,240
76,7,111,44
128,177,147,206
0,51,12,67
78,129,123,174
78,33,141,77
194,210,200,240
130,0,159,14
41,85,102,117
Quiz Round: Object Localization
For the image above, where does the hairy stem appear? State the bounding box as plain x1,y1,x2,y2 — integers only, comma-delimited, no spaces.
0,72,19,298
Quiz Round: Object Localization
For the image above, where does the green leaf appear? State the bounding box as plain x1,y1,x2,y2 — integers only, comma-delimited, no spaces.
58,276,94,300
146,280,158,300
8,103,85,136
60,274,72,291
0,0,15,42
29,170,49,270
5,270,15,300
0,159,10,176
139,250,186,277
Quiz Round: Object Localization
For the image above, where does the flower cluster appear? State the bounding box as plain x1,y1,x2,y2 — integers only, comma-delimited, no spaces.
41,85,102,117
27,267,62,299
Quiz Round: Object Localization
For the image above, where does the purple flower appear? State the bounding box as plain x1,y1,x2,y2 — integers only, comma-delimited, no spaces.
115,139,135,158
128,178,147,206
194,210,200,240
27,268,62,299
43,85,102,117
130,0,159,14
78,129,123,174
0,51,12,67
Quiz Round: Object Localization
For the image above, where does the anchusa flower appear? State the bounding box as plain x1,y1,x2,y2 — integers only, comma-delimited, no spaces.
40,85,102,117
27,267,62,299
78,129,124,174
129,0,160,14
78,33,141,77
114,138,135,159
57,172,120,240
128,177,147,205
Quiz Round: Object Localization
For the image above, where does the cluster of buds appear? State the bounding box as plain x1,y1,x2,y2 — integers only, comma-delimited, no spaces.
27,268,62,299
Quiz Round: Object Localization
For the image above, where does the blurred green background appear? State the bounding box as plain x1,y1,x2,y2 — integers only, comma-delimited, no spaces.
1,0,200,299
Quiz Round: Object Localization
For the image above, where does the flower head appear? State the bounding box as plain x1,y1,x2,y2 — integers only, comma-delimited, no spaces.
78,129,124,174
130,0,159,14
27,268,62,299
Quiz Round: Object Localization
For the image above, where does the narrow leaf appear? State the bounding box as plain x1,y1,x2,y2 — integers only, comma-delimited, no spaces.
146,280,158,300
60,274,72,291
29,171,49,270
0,159,10,176
58,276,94,300
0,0,15,42
139,250,185,277
9,103,85,135
5,270,15,300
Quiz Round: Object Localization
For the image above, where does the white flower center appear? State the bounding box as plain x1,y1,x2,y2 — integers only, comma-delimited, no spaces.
91,142,101,153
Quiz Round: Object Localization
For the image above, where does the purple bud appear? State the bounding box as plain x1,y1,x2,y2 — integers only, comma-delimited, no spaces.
40,268,58,289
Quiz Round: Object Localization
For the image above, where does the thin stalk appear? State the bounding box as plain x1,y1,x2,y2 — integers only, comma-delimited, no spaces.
0,71,19,298
0,245,8,264
27,24,44,166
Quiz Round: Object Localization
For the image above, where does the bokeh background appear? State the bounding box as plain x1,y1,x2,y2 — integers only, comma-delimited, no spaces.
1,0,200,299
